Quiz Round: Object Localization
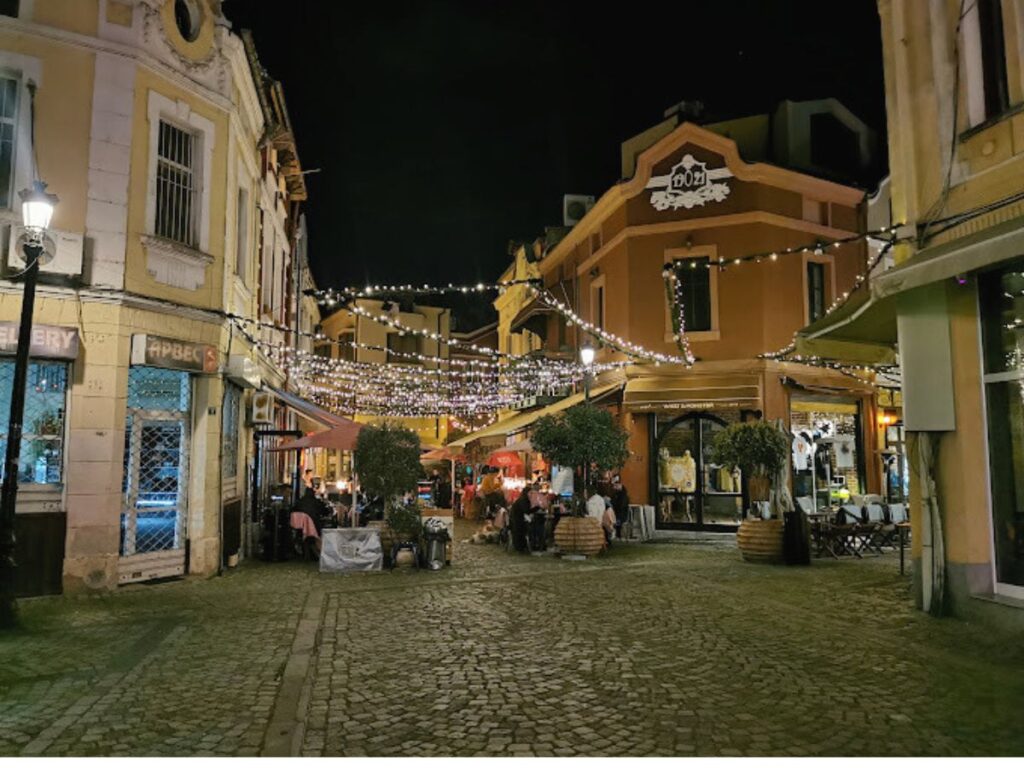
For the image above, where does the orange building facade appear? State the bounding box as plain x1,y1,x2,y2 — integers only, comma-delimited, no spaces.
494,122,884,530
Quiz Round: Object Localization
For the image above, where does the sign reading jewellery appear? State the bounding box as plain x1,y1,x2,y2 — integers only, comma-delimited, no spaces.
646,153,734,211
131,334,219,373
0,323,79,360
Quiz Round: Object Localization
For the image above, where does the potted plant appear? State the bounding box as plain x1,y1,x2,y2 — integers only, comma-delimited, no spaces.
710,420,790,563
531,404,630,557
353,421,422,566
385,501,424,568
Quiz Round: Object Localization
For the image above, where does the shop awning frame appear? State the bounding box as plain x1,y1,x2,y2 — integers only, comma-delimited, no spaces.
446,381,624,449
268,385,354,429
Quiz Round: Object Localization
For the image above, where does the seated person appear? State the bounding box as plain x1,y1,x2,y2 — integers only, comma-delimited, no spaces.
601,497,617,546
479,467,505,517
509,489,533,553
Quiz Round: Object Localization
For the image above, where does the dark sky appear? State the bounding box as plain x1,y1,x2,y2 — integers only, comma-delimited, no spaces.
225,0,886,323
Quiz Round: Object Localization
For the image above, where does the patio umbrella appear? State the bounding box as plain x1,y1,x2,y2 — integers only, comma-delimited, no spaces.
486,450,525,471
267,419,364,452
421,446,465,462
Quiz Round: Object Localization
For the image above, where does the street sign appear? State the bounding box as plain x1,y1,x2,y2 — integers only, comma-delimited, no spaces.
131,334,219,373
0,323,79,360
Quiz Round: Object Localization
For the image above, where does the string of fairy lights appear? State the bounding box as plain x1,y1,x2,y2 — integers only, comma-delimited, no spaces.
241,223,912,419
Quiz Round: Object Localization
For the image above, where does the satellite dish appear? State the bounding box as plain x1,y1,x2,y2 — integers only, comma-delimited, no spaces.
14,230,56,266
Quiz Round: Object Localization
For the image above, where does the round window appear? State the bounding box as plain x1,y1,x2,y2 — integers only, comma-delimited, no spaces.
174,0,201,43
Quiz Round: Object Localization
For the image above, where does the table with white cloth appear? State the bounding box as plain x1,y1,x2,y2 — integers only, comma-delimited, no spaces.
319,527,383,572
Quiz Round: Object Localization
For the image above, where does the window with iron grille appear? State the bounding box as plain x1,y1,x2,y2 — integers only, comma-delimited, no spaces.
155,120,199,247
0,362,68,484
0,76,18,210
222,383,241,479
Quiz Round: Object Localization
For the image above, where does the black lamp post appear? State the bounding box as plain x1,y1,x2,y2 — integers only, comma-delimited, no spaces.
0,180,58,629
579,343,595,495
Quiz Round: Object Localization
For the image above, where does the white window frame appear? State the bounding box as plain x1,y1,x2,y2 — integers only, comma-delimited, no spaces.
664,245,720,342
145,91,214,253
0,51,42,217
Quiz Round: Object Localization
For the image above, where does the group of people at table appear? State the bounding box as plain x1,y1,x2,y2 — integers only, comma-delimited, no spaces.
466,465,631,552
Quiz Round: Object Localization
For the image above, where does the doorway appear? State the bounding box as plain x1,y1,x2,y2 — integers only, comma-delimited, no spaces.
651,412,743,531
119,367,191,584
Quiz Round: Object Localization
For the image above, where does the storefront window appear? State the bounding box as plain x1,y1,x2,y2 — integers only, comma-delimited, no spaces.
654,412,742,528
790,401,863,506
979,264,1024,589
0,361,68,484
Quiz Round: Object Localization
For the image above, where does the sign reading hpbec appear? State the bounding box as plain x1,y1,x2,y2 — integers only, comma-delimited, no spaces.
131,334,219,373
0,323,80,360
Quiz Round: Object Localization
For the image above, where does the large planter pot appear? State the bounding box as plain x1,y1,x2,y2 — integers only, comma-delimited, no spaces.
737,518,784,564
554,516,605,557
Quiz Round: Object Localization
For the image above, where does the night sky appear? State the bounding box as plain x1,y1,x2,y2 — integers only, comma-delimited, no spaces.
225,1,886,327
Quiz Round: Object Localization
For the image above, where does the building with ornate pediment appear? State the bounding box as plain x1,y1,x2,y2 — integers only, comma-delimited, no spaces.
460,108,890,531
0,1,326,595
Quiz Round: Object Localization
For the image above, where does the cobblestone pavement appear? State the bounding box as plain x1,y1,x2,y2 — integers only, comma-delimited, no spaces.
1,520,1023,756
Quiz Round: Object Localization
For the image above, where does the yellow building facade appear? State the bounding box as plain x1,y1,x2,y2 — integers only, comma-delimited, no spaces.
806,0,1024,626
0,1,315,595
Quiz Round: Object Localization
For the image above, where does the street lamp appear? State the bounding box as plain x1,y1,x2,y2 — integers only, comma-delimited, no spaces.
0,180,57,629
580,343,595,403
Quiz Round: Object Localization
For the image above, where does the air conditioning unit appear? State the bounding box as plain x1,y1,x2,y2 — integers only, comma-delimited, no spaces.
250,391,274,425
7,225,84,276
562,194,595,227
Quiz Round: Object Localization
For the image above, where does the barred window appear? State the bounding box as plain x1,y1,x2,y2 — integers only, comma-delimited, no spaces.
155,120,199,247
0,76,18,210
0,362,68,484
222,383,241,479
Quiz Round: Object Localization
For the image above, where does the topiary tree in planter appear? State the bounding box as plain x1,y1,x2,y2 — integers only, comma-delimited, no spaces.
532,404,630,504
354,420,421,515
710,420,790,506
710,420,791,564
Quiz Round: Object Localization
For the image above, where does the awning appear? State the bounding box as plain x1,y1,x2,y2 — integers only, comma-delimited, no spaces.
622,374,760,413
268,385,354,429
267,421,364,452
446,381,624,449
874,214,1024,299
794,283,898,366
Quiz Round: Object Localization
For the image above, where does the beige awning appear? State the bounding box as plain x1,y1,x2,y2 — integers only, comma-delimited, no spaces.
794,283,898,366
874,214,1024,298
622,374,761,413
446,381,624,449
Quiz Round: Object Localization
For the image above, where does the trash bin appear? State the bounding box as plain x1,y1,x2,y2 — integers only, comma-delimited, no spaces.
422,518,450,570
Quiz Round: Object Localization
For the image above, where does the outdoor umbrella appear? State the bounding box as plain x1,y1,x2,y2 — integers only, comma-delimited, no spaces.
268,419,364,452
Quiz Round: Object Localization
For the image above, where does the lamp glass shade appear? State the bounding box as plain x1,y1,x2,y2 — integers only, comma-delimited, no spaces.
580,345,595,366
19,183,58,231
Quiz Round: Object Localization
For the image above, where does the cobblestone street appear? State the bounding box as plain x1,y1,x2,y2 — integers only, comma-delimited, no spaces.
1,521,1022,757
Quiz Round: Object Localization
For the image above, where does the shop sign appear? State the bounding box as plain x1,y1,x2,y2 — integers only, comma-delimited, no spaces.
131,334,218,373
0,323,79,360
646,154,733,211
654,400,747,411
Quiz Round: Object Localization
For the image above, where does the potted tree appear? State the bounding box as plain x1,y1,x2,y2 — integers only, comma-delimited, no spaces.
353,421,423,567
531,404,630,557
710,420,790,563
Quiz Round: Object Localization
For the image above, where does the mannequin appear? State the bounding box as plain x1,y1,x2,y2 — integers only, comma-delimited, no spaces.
680,449,696,493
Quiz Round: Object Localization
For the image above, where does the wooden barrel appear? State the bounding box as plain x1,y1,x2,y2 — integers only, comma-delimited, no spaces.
737,518,784,563
554,516,606,557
